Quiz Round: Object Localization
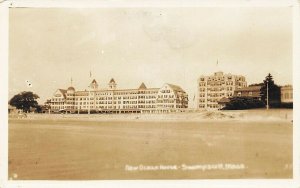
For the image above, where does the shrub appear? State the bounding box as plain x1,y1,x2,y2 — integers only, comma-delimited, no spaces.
222,97,265,110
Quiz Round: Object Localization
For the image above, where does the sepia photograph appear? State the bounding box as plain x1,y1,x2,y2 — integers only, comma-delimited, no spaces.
1,0,299,187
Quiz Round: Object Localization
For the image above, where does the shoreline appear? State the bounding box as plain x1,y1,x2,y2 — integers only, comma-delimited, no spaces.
9,109,293,123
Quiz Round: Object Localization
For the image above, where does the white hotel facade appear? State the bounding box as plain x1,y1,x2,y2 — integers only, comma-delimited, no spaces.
50,78,188,113
197,71,247,110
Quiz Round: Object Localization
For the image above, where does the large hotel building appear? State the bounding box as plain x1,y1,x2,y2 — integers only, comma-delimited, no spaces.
50,78,188,113
197,71,247,110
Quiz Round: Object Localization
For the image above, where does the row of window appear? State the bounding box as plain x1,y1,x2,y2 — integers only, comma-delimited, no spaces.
199,88,235,92
51,98,65,102
51,102,65,105
156,104,175,108
52,104,187,110
55,98,182,107
207,99,219,103
139,100,156,104
198,92,233,98
207,77,233,81
207,104,220,108
236,91,253,96
66,95,158,101
157,99,175,103
157,95,175,98
208,93,229,97
205,87,234,92
92,90,158,96
138,105,156,108
205,81,238,86
282,93,293,99
65,102,75,105
200,75,246,82
160,90,171,93
51,106,64,109
199,99,205,103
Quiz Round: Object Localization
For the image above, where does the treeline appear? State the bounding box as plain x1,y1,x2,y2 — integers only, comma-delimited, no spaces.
222,97,265,110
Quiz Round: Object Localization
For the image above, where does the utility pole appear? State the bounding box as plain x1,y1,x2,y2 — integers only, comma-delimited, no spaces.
266,80,269,110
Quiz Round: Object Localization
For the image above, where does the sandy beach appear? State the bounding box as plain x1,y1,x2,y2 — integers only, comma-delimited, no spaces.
8,109,293,180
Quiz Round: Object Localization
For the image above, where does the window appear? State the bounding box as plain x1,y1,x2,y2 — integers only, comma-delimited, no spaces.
285,93,289,99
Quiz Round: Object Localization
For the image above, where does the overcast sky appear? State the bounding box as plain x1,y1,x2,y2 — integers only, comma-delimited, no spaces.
9,7,292,107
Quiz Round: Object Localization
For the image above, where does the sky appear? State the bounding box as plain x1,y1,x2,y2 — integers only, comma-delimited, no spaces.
9,7,292,107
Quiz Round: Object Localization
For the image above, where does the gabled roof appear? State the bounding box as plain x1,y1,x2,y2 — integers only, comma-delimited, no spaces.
109,78,116,84
91,79,98,84
58,89,67,98
138,82,147,90
166,83,185,92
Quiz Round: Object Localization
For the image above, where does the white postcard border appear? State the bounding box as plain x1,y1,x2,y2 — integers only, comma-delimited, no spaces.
0,0,299,188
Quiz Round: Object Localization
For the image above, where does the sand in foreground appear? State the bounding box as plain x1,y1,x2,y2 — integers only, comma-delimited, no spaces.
9,119,292,180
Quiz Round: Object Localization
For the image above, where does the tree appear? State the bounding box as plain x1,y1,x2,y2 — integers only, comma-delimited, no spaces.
9,91,40,113
35,105,42,113
260,73,281,108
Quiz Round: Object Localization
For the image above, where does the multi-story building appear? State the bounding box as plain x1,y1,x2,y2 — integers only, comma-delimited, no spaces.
280,85,293,103
233,85,262,100
50,78,188,113
197,71,247,110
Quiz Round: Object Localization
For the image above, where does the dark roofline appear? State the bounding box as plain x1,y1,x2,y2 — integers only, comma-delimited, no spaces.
91,79,98,84
166,83,185,92
138,82,147,90
58,89,67,98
